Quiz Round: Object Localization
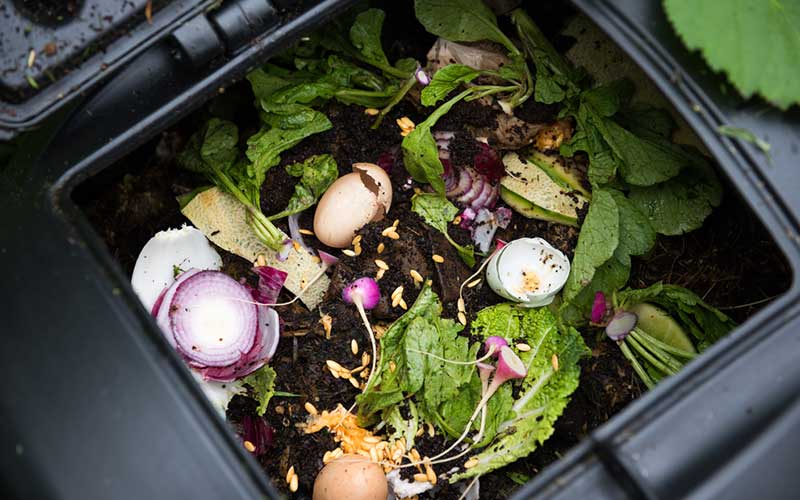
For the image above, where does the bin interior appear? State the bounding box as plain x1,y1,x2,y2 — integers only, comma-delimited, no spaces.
71,2,792,498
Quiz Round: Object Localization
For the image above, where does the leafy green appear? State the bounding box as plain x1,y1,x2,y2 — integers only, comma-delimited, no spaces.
402,89,472,194
411,193,476,266
246,108,332,188
421,64,481,106
268,154,338,220
357,286,487,440
452,305,588,481
663,0,800,110
618,282,736,350
349,9,390,68
414,0,519,55
627,159,722,235
178,119,286,250
563,190,620,302
242,365,277,416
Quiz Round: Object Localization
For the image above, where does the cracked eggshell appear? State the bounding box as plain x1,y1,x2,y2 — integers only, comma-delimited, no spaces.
352,162,392,220
486,237,569,307
131,225,222,312
314,164,393,248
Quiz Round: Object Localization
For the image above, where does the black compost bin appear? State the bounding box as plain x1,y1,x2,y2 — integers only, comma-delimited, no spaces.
2,1,800,499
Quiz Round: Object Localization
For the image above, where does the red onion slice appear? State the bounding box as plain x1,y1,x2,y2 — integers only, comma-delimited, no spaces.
153,268,202,348
169,271,258,367
457,169,485,204
447,167,473,198
252,266,288,304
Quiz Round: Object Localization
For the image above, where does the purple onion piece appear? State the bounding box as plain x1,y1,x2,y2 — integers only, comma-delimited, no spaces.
252,266,288,304
495,207,512,229
415,65,431,86
239,415,275,456
288,213,312,253
605,311,638,341
473,143,504,183
318,250,340,267
342,277,381,310
276,239,292,262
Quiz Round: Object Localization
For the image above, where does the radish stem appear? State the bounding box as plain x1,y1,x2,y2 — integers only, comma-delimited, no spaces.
406,345,497,365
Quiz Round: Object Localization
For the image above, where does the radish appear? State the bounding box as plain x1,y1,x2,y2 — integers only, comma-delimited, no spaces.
342,277,382,392
605,311,638,341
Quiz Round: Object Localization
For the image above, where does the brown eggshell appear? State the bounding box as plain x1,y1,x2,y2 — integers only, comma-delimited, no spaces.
314,173,381,248
352,162,392,221
312,455,388,500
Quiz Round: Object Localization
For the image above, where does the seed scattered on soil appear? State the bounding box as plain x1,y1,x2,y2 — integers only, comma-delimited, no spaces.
467,278,482,288
243,441,256,453
319,314,332,339
304,402,318,415
351,339,359,355
552,353,560,371
453,216,461,225
410,269,423,283
289,474,298,493
516,343,531,352
343,249,356,257
464,457,479,469
348,377,360,389
299,229,314,235
375,268,386,280
375,259,389,270
432,254,445,263
457,297,466,313
286,466,295,484
364,108,379,115
386,230,400,240
377,242,385,254
458,312,467,326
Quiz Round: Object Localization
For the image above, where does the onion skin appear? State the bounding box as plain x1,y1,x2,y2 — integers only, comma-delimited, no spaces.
252,266,288,304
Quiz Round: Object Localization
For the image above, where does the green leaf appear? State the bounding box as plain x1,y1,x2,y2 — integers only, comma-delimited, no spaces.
560,250,631,326
663,0,800,110
402,89,473,195
411,193,476,266
453,306,588,481
608,189,656,258
242,365,277,416
421,64,480,106
627,159,722,235
617,107,677,139
200,119,239,168
563,189,620,302
414,0,518,54
245,108,332,181
269,154,338,220
247,69,291,102
600,119,688,186
349,9,389,67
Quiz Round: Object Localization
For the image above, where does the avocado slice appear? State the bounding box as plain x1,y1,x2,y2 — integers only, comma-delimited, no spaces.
527,151,591,199
500,186,580,226
500,152,588,226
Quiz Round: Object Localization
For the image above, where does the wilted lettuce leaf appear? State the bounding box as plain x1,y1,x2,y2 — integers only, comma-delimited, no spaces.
452,305,588,481
242,365,277,416
421,64,480,106
664,0,800,110
414,0,517,54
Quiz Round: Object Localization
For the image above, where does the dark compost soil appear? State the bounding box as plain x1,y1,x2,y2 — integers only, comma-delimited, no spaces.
72,4,791,499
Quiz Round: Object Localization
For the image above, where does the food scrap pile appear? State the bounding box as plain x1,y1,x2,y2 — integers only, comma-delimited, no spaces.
104,1,770,499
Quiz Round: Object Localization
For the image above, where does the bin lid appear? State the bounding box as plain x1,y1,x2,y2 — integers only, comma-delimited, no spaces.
0,0,215,139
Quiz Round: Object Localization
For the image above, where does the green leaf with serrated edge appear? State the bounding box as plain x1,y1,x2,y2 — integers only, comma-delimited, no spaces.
349,9,389,67
627,157,722,236
664,0,800,110
421,64,480,106
414,0,518,54
242,365,277,416
452,306,588,481
560,249,631,326
563,189,619,302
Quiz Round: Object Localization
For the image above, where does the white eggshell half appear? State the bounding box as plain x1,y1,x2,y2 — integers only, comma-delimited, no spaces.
352,162,392,220
131,225,222,312
314,173,382,248
486,237,569,307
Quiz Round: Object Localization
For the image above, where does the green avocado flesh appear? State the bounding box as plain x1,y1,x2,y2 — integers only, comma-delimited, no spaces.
527,151,591,199
500,152,588,226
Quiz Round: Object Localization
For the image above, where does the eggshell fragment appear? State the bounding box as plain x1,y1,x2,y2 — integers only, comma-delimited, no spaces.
314,164,393,248
352,162,392,220
313,455,388,500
